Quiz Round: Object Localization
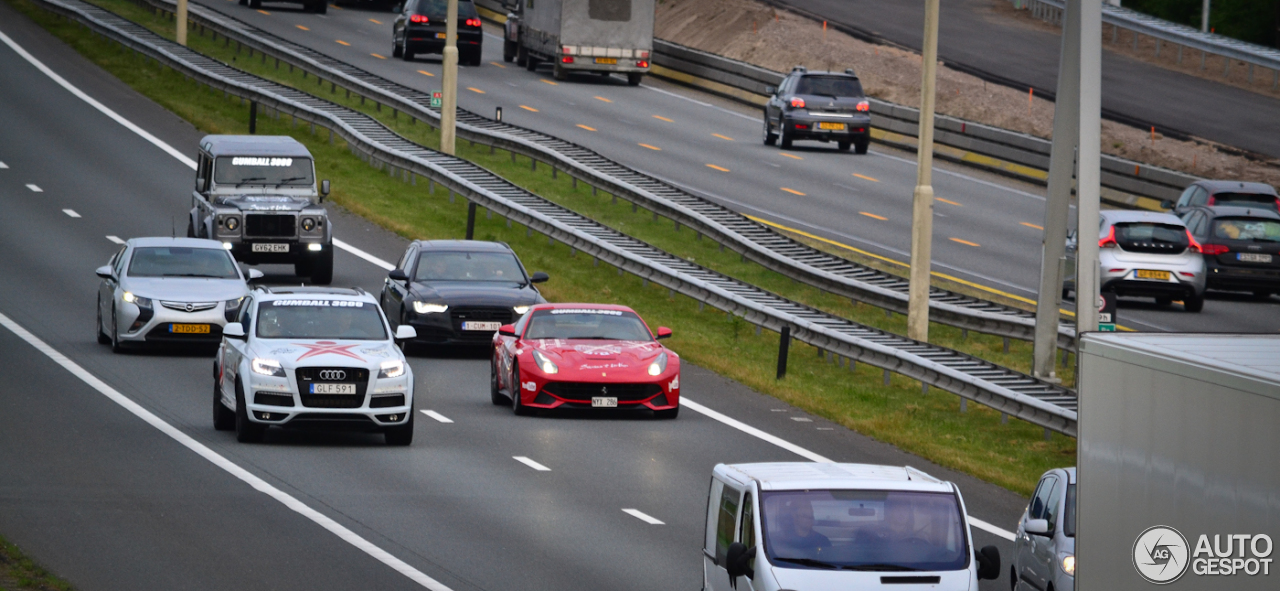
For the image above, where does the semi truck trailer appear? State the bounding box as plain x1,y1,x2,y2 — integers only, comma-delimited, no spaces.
502,0,654,85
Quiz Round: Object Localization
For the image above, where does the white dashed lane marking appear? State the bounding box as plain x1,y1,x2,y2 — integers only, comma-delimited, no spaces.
0,161,8,169
513,456,551,471
106,235,125,244
622,509,664,525
26,184,42,192
420,410,453,423
62,209,80,218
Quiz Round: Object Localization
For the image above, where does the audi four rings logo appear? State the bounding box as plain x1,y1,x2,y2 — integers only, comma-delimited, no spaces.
318,370,347,380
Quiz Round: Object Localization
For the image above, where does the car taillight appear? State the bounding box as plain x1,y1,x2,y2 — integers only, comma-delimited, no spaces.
1207,195,1217,205
1099,226,1117,248
637,60,649,68
790,97,806,109
856,100,870,112
1185,229,1202,253
409,14,428,23
1202,243,1230,255
465,17,481,27
561,56,574,63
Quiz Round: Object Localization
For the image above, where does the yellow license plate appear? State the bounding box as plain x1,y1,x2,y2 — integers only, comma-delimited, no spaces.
436,33,446,39
818,122,847,131
170,324,210,334
1135,269,1171,280
594,57,618,65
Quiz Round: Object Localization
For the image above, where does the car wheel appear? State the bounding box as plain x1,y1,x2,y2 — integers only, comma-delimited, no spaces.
403,46,415,61
238,0,247,5
213,375,235,431
1009,565,1018,591
553,64,569,81
762,116,778,146
235,381,265,443
837,141,852,152
854,138,870,154
511,361,533,416
96,296,111,344
503,39,517,63
626,72,644,86
779,124,794,149
516,44,528,67
310,249,334,285
248,0,260,7
525,55,539,72
392,38,403,58
109,306,126,354
1155,297,1173,306
384,410,414,446
654,407,679,420
1061,287,1071,301
1184,293,1205,312
491,359,510,405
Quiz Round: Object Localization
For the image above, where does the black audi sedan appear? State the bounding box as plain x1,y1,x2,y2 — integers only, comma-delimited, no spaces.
380,240,547,351
392,0,484,66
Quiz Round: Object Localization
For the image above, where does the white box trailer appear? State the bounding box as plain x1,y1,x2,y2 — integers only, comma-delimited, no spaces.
502,0,654,84
1076,333,1280,590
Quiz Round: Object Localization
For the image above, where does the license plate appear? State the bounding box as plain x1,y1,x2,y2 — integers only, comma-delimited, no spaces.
592,397,617,408
436,32,446,39
251,243,289,253
594,57,618,65
461,321,502,331
311,383,356,394
818,122,847,131
1239,253,1273,263
1135,269,1171,280
170,323,210,334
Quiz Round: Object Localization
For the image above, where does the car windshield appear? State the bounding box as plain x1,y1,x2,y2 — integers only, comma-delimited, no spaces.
795,76,863,97
255,300,387,340
1063,484,1076,538
1212,218,1280,242
415,0,478,18
127,247,240,278
414,251,526,282
761,490,968,572
1212,192,1277,208
214,156,313,187
524,309,652,341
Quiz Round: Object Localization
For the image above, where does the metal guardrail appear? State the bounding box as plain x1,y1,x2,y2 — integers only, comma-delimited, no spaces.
36,0,1079,435
128,0,1080,352
1022,0,1280,78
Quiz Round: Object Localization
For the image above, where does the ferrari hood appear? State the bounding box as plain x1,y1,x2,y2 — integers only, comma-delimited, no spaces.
531,339,669,370
251,340,402,370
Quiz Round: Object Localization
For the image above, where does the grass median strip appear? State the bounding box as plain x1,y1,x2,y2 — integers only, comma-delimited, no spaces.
0,534,75,590
9,0,1074,495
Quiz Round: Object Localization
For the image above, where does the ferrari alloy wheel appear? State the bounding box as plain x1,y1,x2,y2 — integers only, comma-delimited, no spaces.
490,359,508,405
511,361,533,416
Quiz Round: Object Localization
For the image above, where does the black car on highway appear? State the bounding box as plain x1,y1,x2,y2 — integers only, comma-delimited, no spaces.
392,0,483,66
1166,179,1279,213
380,240,547,351
1180,205,1280,299
763,66,872,153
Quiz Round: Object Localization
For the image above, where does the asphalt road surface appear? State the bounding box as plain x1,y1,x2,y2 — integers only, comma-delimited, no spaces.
187,0,1280,333
0,6,1028,590
767,0,1280,158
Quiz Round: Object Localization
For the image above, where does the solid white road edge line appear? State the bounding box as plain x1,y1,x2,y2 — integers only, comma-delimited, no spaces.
512,456,551,472
0,311,456,591
63,209,81,218
420,410,453,423
7,26,1018,544
621,509,664,525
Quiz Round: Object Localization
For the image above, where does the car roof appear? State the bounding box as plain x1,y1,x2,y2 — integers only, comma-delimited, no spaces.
127,237,230,249
719,462,953,493
410,239,513,252
253,286,375,302
1193,180,1277,195
200,135,313,158
1196,205,1280,219
1101,210,1185,225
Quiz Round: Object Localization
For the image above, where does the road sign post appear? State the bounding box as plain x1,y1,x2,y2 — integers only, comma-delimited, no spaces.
1098,292,1117,332
430,91,443,109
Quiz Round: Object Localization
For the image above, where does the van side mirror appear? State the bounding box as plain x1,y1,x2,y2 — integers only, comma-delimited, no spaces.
1024,518,1050,536
976,545,1001,580
529,271,549,284
655,327,672,340
498,324,516,337
96,265,114,280
223,323,246,340
320,179,330,201
725,542,756,580
247,269,264,281
389,269,410,282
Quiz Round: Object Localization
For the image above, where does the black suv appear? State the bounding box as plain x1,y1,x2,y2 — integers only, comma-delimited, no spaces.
763,67,872,153
1179,205,1280,298
392,0,484,66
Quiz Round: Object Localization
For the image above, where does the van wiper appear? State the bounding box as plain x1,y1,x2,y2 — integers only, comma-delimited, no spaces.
235,176,266,187
844,563,923,572
274,176,308,187
773,557,840,569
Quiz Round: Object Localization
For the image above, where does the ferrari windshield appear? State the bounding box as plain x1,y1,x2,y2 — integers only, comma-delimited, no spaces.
255,300,387,340
761,490,968,572
214,156,314,187
524,309,652,341
414,251,526,282
127,247,240,279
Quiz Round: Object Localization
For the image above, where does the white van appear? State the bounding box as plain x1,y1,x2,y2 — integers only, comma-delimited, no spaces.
704,463,1001,591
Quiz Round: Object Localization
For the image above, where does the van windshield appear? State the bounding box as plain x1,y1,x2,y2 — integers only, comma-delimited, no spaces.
761,490,968,572
214,156,314,187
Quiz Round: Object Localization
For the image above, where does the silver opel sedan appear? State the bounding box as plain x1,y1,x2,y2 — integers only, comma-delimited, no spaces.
96,237,262,352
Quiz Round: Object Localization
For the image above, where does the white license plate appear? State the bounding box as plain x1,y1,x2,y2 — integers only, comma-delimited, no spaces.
461,321,502,331
592,397,617,408
251,243,290,253
1238,253,1273,263
310,383,356,394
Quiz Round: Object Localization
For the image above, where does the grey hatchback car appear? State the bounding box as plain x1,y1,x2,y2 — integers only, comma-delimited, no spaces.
1065,211,1207,311
1012,467,1075,591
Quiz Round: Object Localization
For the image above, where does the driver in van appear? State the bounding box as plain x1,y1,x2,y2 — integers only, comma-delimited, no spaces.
776,498,831,553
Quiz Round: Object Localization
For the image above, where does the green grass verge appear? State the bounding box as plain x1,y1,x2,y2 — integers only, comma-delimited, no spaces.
10,0,1076,495
0,536,74,591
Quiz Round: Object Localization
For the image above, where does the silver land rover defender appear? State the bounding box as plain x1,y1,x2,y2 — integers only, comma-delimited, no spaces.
189,135,334,284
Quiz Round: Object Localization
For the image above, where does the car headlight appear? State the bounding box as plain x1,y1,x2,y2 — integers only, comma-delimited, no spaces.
378,360,405,379
513,305,531,315
647,352,668,376
1060,553,1076,576
251,358,286,377
531,349,558,374
301,217,316,232
122,292,152,307
223,216,240,231
412,301,449,314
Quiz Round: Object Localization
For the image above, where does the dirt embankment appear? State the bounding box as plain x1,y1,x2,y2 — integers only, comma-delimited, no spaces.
654,0,1280,189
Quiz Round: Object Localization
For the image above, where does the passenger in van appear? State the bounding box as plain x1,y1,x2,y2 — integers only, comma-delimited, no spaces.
775,499,831,553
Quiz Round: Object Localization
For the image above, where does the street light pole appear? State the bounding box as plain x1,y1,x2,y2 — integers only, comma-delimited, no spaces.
176,0,188,46
907,0,941,343
1076,0,1103,334
440,0,459,155
1201,0,1211,33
